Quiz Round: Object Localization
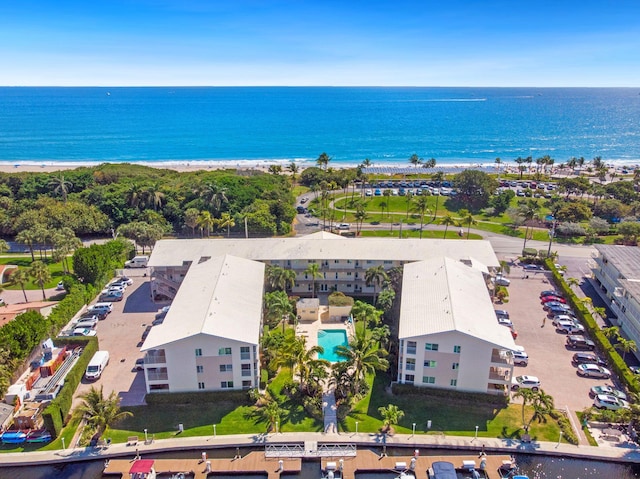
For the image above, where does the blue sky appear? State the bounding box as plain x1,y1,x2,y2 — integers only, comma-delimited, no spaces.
1,0,639,86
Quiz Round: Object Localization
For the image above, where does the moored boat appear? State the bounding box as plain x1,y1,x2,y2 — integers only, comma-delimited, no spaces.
0,430,27,444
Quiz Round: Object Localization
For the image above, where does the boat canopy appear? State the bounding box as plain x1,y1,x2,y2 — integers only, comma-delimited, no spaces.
431,461,457,479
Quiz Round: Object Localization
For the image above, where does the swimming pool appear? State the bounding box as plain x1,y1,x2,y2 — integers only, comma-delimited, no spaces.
317,329,348,362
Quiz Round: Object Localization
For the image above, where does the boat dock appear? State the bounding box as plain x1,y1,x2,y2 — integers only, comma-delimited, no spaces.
321,449,512,478
103,452,302,479
103,447,512,479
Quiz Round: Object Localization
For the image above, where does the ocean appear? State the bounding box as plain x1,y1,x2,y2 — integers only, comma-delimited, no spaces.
0,87,639,169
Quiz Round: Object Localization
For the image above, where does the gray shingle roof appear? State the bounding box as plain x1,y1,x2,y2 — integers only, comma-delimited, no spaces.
595,245,640,279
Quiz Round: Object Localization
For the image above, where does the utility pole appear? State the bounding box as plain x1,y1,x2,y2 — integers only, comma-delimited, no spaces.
547,217,557,258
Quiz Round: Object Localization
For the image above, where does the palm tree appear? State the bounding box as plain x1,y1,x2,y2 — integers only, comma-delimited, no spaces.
378,403,405,433
411,196,431,239
268,164,282,175
408,154,422,169
335,328,389,395
513,388,554,432
351,300,382,327
458,209,477,239
304,262,322,298
519,200,540,251
566,277,580,289
422,157,436,170
0,239,9,255
29,260,51,300
255,394,285,433
498,260,511,276
379,200,388,219
365,265,389,304
73,385,133,438
296,343,330,395
264,290,293,331
7,268,30,303
218,212,235,237
439,214,458,239
382,189,392,218
197,211,216,237
49,173,73,202
615,338,637,361
125,183,143,208
602,326,621,342
15,229,36,261
316,152,331,170
199,182,228,216
184,208,200,237
51,227,82,274
286,161,299,185
354,207,368,236
143,182,165,211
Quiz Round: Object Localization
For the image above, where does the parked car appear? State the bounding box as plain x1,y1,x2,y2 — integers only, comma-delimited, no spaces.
552,314,577,324
109,281,128,289
572,353,607,367
524,264,543,271
541,295,567,304
566,335,596,350
55,281,65,291
497,317,514,328
555,321,585,334
133,358,145,372
590,385,627,400
493,275,511,286
99,292,123,302
548,305,573,316
72,328,97,337
512,350,529,366
540,290,564,298
495,310,510,319
543,301,571,311
593,394,630,411
511,375,540,391
577,364,611,378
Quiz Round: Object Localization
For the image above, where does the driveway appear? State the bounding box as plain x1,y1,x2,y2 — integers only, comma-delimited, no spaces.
73,276,160,408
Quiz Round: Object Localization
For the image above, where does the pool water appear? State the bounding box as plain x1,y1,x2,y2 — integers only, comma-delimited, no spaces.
317,329,348,362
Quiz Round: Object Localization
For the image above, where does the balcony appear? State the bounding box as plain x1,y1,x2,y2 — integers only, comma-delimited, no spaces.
146,371,169,381
145,351,167,364
490,350,512,366
488,368,511,383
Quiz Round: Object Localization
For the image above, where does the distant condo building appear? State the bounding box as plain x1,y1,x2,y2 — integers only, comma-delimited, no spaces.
592,245,640,361
141,232,517,394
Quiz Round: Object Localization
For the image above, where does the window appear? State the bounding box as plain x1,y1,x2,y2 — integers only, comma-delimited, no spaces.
405,374,415,383
241,364,251,376
218,347,232,356
407,341,417,355
198,382,205,390
196,365,204,373
383,260,392,264
219,364,233,372
424,360,437,368
405,358,415,371
422,376,435,384
452,362,459,370
221,381,234,389
453,345,461,353
195,348,202,357
425,343,439,351
242,380,252,389
240,346,251,360
450,379,457,387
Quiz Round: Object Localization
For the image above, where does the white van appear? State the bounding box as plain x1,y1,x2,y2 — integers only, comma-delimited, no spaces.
125,256,149,268
85,351,109,380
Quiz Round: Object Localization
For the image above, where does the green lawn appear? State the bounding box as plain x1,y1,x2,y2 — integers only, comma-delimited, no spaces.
341,373,562,442
360,230,483,240
0,256,68,290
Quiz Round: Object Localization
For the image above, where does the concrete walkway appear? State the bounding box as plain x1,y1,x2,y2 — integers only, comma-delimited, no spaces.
1,431,640,468
322,389,338,433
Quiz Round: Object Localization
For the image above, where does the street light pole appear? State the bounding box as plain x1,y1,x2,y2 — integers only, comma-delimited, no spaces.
474,425,479,441
412,423,416,437
557,431,563,448
61,437,66,450
547,218,557,258
213,424,217,438
144,429,148,443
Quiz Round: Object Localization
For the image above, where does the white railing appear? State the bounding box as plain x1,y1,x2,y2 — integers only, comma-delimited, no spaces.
265,443,357,458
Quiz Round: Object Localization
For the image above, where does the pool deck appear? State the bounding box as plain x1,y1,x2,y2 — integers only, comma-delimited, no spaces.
295,305,354,355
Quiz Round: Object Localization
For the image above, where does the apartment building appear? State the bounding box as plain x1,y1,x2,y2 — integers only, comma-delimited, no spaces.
592,245,640,360
398,257,516,394
148,232,500,300
141,254,263,393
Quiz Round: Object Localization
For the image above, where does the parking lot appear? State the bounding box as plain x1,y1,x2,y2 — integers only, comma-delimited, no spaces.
72,271,164,407
500,265,624,415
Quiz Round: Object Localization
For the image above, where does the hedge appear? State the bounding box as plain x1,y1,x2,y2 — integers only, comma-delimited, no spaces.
145,390,251,406
42,337,99,438
47,284,88,329
391,382,509,407
545,259,639,394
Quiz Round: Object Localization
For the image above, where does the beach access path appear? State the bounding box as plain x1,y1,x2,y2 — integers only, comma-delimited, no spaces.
1,430,639,468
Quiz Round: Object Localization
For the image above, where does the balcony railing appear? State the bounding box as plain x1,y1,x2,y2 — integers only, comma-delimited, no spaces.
147,372,169,381
145,352,167,364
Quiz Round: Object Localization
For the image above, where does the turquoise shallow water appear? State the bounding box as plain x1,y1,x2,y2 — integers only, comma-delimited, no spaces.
0,87,639,166
317,329,348,362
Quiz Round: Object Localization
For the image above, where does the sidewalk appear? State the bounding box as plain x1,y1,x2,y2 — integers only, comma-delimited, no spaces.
1,431,639,467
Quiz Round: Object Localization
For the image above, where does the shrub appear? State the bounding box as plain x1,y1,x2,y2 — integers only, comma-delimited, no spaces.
550,410,578,445
392,382,509,407
145,390,251,406
328,291,354,307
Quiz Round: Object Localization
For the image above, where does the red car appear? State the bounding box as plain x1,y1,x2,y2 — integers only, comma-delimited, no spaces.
541,295,566,304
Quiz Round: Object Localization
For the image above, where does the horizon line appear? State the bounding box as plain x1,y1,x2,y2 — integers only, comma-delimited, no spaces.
1,85,639,89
